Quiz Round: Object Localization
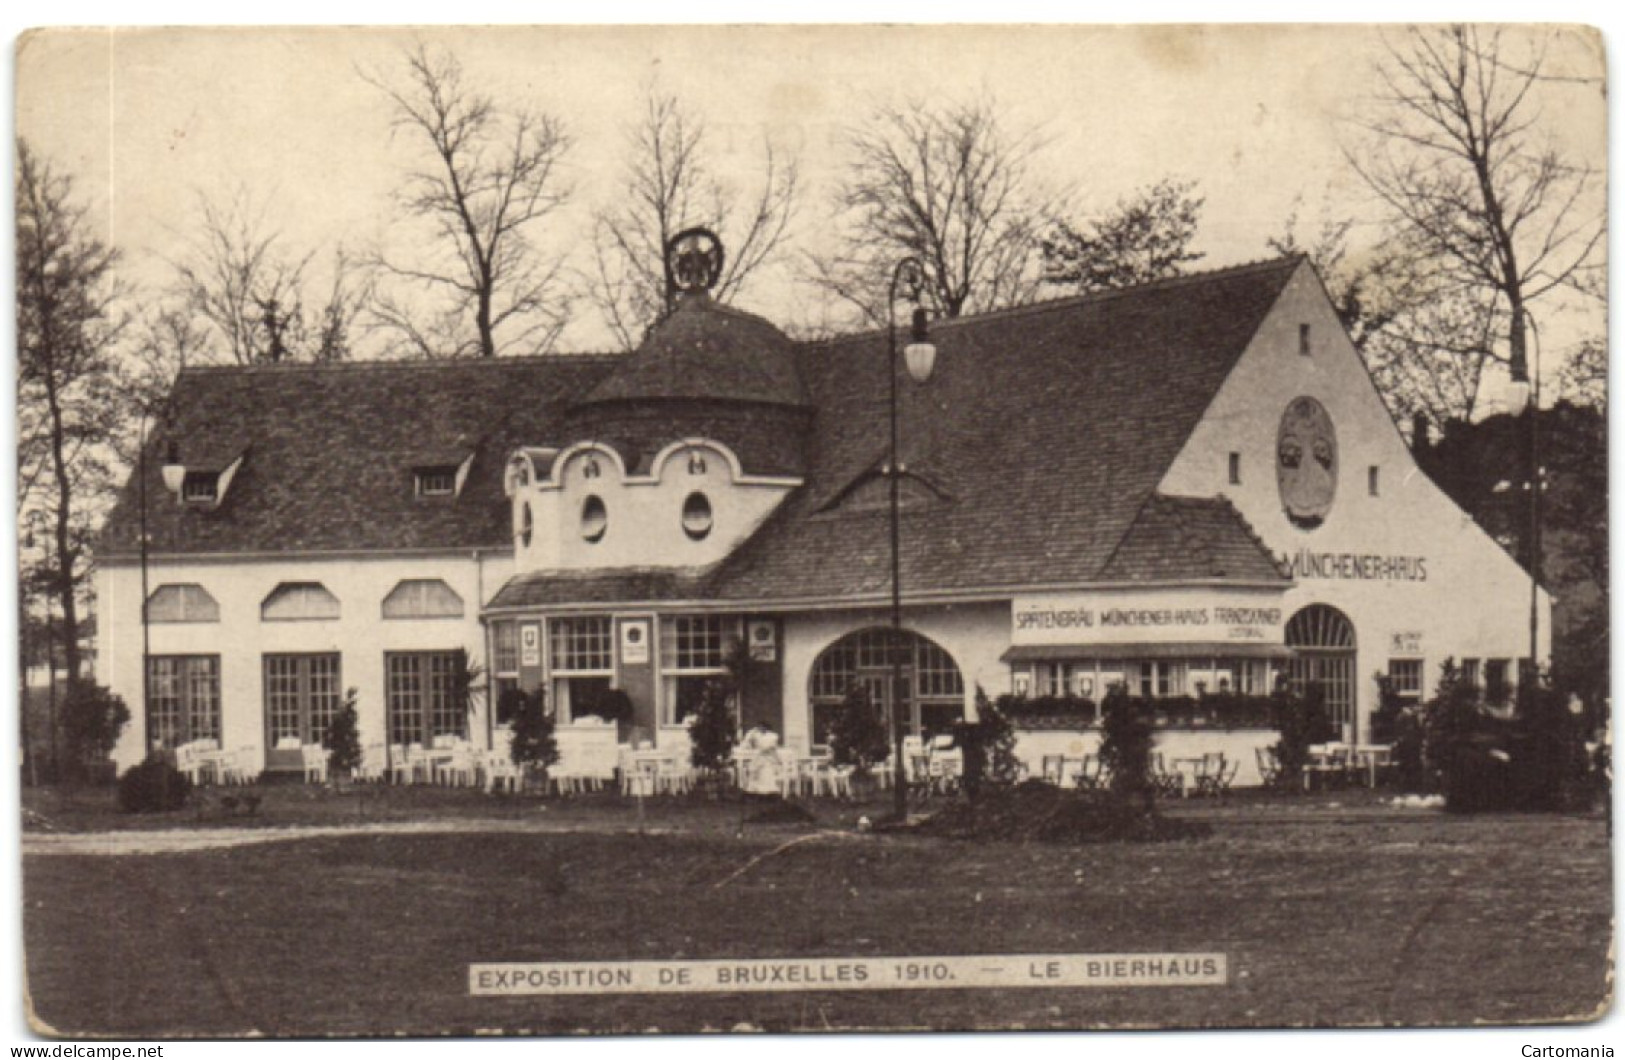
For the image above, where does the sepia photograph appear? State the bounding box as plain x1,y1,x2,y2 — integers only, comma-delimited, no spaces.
10,15,1614,1043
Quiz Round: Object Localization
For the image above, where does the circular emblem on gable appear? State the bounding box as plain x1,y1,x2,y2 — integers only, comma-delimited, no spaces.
667,227,725,294
1277,396,1337,530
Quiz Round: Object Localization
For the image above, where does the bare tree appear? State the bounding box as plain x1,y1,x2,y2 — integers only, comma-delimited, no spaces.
587,88,799,350
811,96,1046,325
1347,25,1604,393
1042,179,1205,295
365,45,573,358
168,188,316,364
15,139,130,684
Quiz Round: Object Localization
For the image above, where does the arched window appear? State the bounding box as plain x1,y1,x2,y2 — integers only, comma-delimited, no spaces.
808,628,965,744
261,582,341,621
146,584,220,624
1285,604,1357,739
382,579,465,620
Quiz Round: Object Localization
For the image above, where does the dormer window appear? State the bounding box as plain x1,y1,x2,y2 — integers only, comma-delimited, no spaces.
182,472,219,505
415,466,458,497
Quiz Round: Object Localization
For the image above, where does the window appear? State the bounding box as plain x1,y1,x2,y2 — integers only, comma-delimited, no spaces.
415,467,457,497
261,582,340,621
1369,465,1380,496
580,495,607,543
385,651,464,747
182,471,219,503
146,584,220,624
660,616,738,725
382,579,464,619
146,655,221,751
491,622,520,709
551,616,613,674
519,502,534,548
264,654,342,747
1299,322,1312,356
1485,659,1511,706
1228,452,1241,485
1461,658,1481,688
1388,658,1424,706
1138,660,1182,698
681,492,714,541
808,629,965,741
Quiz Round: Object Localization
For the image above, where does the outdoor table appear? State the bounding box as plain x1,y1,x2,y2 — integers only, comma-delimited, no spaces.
193,748,228,785
624,751,672,796
1170,756,1210,797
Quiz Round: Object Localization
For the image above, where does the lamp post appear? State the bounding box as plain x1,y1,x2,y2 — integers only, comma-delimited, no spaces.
885,257,936,822
1507,328,1542,692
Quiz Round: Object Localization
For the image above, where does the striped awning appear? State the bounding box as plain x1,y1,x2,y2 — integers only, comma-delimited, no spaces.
1001,642,1296,663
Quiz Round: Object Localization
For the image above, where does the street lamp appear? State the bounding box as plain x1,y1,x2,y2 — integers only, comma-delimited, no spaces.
886,257,936,821
140,406,185,752
1506,325,1542,693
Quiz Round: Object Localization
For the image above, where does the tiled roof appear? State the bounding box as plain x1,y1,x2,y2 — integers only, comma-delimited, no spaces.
577,292,807,409
1098,494,1287,583
488,568,713,610
706,257,1304,600
103,257,1301,603
99,356,617,556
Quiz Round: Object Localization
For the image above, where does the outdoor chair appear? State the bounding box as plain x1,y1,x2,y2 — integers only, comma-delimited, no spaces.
224,745,259,785
1195,756,1239,797
434,743,477,787
824,764,855,799
656,756,693,795
1041,754,1066,786
1150,753,1185,798
1072,754,1104,791
355,743,387,783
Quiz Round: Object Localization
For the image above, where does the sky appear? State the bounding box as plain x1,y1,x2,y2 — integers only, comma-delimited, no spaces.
14,21,1607,391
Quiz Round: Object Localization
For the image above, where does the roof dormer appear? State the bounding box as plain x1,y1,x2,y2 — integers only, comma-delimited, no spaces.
408,445,476,500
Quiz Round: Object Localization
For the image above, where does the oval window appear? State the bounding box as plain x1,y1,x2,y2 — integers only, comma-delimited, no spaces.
682,492,714,541
520,502,534,548
580,495,607,543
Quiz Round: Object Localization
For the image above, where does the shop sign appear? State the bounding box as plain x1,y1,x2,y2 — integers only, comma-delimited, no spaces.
1280,548,1428,582
1012,590,1286,646
748,620,777,662
520,623,542,667
620,620,650,666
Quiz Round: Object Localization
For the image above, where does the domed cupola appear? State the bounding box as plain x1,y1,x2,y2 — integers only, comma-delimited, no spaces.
566,228,811,477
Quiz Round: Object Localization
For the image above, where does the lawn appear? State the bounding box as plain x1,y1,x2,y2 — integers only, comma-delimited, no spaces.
20,789,1613,1037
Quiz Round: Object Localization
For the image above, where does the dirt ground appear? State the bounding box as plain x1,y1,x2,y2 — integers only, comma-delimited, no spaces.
20,787,1612,1037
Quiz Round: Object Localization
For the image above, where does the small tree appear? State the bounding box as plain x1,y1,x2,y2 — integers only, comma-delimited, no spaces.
828,682,889,776
955,685,1021,800
118,753,191,813
1271,680,1334,791
508,687,559,787
58,679,129,784
1098,683,1154,810
689,677,738,783
324,688,362,782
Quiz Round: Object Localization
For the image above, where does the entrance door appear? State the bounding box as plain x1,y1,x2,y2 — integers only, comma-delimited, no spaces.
263,653,342,772
1285,605,1357,741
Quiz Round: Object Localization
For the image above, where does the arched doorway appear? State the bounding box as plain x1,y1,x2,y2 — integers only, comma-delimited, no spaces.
808,628,965,745
1285,604,1357,741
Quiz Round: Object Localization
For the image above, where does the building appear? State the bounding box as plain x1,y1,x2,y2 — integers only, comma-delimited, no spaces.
93,249,1548,780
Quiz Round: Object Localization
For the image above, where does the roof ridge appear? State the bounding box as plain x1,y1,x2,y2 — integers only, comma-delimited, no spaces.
177,352,626,377
800,254,1306,349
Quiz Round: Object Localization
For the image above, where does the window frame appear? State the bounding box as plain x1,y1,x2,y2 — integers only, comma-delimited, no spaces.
261,582,341,622
263,653,343,747
381,579,465,620
145,654,222,751
414,466,458,498
550,616,614,675
385,650,465,747
146,583,221,624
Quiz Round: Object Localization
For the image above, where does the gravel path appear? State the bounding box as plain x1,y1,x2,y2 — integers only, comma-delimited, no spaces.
22,819,676,857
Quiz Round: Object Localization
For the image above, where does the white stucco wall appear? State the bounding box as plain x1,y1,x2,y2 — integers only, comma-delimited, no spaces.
1158,263,1550,740
94,550,513,773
